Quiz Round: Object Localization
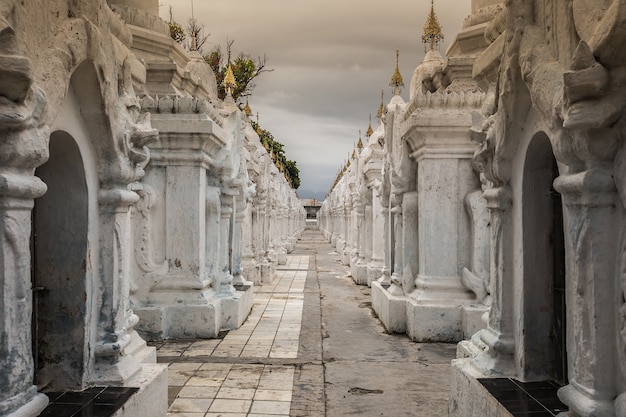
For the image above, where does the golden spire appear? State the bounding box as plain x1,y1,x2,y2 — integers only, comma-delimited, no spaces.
256,111,263,135
366,113,374,137
389,49,404,96
243,97,252,116
223,63,237,91
357,130,364,149
377,90,385,120
422,0,444,51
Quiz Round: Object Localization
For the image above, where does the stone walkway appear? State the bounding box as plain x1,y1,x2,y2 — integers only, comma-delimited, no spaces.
156,229,456,417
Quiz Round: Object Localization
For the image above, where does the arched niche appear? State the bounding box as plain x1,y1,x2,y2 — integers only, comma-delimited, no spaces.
32,130,89,391
521,132,567,383
32,59,105,391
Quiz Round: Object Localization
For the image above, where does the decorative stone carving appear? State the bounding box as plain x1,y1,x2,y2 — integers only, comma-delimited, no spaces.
461,184,490,304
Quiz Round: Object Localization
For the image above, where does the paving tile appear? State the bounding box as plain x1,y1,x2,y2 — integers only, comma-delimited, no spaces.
168,398,213,413
177,386,219,399
169,363,204,372
208,398,252,413
199,363,233,371
215,387,256,400
254,389,292,402
186,376,226,387
250,400,291,415
183,349,215,356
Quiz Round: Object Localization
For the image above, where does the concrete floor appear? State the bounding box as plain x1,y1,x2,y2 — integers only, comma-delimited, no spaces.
157,229,456,417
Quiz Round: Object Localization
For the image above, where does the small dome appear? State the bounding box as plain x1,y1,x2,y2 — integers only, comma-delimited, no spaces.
186,52,218,100
410,49,446,98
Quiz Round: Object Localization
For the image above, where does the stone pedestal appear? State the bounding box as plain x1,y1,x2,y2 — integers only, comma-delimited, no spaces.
402,98,483,342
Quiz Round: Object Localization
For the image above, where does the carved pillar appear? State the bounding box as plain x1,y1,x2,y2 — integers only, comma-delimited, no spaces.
341,201,351,265
554,165,619,417
241,199,257,284
258,193,272,282
353,199,368,285
231,197,246,286
369,185,385,284
402,191,418,294
0,39,49,413
0,154,49,416
206,186,221,287
472,186,516,375
93,189,143,385
388,194,404,295
378,204,392,285
217,200,234,297
277,204,287,265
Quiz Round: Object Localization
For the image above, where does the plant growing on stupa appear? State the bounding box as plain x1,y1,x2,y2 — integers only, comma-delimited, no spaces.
251,121,300,190
205,40,272,102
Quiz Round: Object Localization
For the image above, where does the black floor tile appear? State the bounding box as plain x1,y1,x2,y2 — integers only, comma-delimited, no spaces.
39,386,138,417
74,403,119,417
501,399,548,413
479,378,568,417
39,403,84,416
511,411,555,417
53,388,104,404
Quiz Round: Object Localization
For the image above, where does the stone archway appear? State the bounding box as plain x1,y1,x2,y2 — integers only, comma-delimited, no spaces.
32,130,88,391
521,132,567,383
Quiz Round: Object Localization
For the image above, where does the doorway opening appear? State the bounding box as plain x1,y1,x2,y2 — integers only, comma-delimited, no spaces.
32,131,88,391
521,132,567,384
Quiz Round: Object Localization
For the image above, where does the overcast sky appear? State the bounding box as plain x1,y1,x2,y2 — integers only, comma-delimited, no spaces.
161,1,471,200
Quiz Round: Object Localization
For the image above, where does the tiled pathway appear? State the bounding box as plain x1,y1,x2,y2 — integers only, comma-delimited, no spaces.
157,256,309,417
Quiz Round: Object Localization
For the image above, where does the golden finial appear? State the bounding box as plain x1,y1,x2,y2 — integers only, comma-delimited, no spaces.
422,0,444,51
389,49,404,95
223,63,237,91
243,98,252,116
357,132,364,149
256,112,262,134
377,90,385,120
366,113,374,137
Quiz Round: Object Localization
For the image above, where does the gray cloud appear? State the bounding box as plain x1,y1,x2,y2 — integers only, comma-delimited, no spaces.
162,0,470,198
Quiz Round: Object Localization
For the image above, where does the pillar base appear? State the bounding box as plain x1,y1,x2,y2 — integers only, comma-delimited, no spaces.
448,358,513,417
371,281,407,333
407,300,472,342
114,363,168,417
3,390,48,417
341,249,351,266
558,381,615,417
135,303,219,340
277,249,287,265
354,260,368,286
366,261,383,287
221,282,254,330
260,261,274,283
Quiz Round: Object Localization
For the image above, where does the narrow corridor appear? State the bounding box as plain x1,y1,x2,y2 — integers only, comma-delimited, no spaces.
158,229,456,417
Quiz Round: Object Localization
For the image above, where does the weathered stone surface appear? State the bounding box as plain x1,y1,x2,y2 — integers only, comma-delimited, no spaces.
0,1,303,416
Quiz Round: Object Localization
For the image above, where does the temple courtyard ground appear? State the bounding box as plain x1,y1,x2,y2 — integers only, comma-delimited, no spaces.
156,229,456,417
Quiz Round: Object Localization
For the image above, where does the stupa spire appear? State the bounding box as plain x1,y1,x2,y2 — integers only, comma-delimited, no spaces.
422,0,444,51
377,90,385,120
366,114,374,137
389,49,404,96
243,97,252,117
